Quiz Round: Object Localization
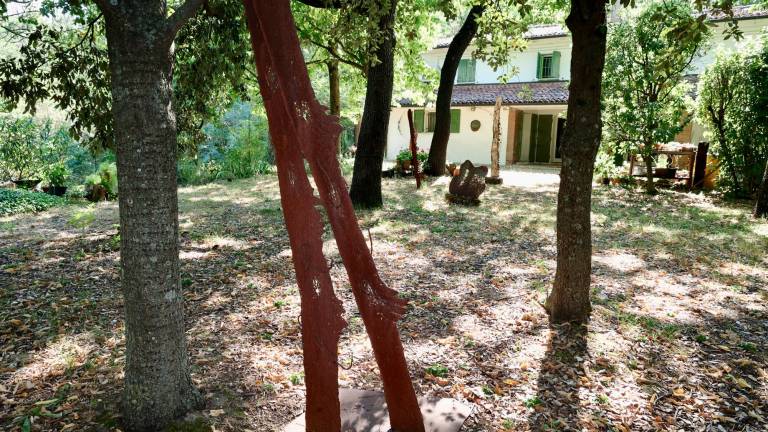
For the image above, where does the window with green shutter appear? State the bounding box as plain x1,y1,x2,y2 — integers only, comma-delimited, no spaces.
457,59,476,84
413,109,425,132
450,109,461,133
536,52,560,80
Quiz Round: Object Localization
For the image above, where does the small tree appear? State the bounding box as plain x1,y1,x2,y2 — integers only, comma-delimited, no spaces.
602,0,708,194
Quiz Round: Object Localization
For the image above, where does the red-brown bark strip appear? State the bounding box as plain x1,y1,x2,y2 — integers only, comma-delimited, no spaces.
408,109,422,189
243,1,424,431
242,1,346,431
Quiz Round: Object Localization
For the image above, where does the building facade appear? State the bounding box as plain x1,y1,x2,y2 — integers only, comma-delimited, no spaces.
386,6,768,166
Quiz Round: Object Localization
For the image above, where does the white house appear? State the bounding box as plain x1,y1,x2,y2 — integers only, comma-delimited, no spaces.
386,6,768,166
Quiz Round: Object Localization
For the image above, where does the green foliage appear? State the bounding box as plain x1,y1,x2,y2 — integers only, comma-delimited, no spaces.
593,151,624,182
84,162,118,198
47,162,69,186
697,37,768,197
425,364,448,377
0,188,64,216
0,115,72,181
178,101,274,185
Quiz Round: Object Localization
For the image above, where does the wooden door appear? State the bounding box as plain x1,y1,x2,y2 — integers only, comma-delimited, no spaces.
530,114,552,163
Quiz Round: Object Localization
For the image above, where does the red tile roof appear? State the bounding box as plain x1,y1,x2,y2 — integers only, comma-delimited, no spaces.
400,81,570,107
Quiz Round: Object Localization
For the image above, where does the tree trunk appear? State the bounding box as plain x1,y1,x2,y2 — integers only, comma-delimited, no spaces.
328,59,341,118
715,122,742,195
103,8,200,431
425,5,484,176
545,0,607,325
644,150,656,194
755,159,768,218
491,96,502,178
328,59,343,153
349,0,397,208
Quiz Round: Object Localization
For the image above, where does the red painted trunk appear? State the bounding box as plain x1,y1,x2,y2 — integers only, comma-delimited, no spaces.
242,1,424,431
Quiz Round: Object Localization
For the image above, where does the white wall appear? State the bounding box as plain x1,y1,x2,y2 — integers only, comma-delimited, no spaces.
386,105,569,165
386,106,509,165
424,37,573,84
690,19,768,74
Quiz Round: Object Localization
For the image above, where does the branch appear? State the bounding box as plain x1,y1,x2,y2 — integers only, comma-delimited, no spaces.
161,0,207,46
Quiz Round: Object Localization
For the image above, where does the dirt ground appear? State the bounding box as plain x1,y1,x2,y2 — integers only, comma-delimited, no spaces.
1,170,767,431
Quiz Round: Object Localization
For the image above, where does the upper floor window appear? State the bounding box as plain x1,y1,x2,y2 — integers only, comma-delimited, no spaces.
457,59,476,84
537,51,561,80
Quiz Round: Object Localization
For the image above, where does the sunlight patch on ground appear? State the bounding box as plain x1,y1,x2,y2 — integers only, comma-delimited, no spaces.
593,252,646,274
11,334,97,383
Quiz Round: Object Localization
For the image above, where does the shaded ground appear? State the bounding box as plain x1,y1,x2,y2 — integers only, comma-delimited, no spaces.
1,169,767,431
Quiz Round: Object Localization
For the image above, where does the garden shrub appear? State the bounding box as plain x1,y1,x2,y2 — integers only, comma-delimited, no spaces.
697,37,768,198
0,188,64,216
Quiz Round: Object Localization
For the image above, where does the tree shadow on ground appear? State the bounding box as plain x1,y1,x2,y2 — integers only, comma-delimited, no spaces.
528,323,589,432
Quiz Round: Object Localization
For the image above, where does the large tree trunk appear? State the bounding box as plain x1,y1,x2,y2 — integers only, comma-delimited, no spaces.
545,0,607,325
349,0,398,208
755,159,768,218
425,5,484,176
103,7,200,431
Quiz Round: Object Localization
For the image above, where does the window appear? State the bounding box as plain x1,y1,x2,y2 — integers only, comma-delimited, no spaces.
541,55,553,78
412,109,461,134
536,51,561,80
426,112,437,132
457,59,476,84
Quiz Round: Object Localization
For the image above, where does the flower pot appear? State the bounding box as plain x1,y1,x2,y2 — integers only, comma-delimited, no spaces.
13,179,41,189
87,184,108,202
401,160,411,171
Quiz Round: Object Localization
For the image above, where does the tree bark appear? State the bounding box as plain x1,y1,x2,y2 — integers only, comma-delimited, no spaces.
643,148,656,194
755,159,768,218
545,0,607,325
491,96,502,178
102,5,201,430
425,5,484,176
349,0,398,208
328,59,341,118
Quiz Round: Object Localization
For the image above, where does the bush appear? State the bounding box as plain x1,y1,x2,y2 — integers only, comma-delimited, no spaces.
0,116,73,182
697,38,768,198
0,188,64,216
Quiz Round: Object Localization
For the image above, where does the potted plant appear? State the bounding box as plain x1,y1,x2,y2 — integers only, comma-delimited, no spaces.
395,149,412,172
45,163,69,196
594,152,623,185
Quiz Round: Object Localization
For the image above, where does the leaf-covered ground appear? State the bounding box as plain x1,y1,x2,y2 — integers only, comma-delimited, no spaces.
1,168,767,431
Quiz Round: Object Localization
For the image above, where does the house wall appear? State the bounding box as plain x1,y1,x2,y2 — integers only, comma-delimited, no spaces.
386,104,567,165
387,106,509,165
423,36,573,84
421,18,767,86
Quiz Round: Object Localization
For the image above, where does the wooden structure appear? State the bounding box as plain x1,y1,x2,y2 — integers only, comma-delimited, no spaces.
628,142,709,190
407,109,422,189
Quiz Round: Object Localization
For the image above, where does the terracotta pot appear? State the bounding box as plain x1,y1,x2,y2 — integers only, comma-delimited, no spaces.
401,160,411,171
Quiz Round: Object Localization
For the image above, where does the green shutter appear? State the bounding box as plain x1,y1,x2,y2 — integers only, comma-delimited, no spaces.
457,59,476,83
450,109,461,133
413,109,425,132
551,51,561,79
536,53,543,80
468,59,476,83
